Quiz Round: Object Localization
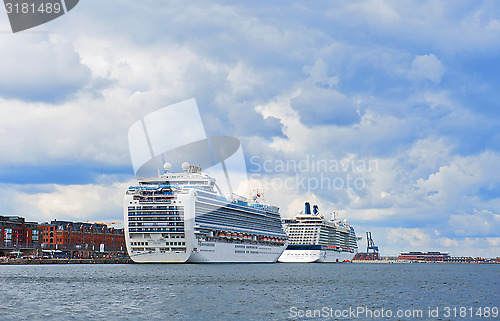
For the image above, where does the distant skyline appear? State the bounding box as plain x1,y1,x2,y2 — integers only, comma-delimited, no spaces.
0,1,499,257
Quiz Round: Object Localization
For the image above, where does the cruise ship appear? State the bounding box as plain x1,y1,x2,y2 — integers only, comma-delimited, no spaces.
278,202,358,263
124,162,288,263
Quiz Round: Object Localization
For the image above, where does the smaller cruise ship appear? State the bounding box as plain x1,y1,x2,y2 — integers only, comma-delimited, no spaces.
278,202,358,263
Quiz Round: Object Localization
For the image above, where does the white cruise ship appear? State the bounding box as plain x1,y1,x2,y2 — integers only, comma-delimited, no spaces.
278,202,358,263
124,162,288,263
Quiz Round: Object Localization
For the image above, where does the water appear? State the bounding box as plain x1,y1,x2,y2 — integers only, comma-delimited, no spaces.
0,263,498,320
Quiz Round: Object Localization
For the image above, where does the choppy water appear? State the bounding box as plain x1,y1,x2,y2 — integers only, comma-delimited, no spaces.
0,263,498,320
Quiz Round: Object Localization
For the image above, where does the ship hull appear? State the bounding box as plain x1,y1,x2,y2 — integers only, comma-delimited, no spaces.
278,247,355,263
129,241,286,263
188,241,285,263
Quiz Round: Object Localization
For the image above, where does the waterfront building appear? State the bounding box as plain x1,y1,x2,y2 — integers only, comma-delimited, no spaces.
398,251,450,262
0,215,40,257
39,220,125,258
352,252,379,261
1,215,126,258
444,256,474,263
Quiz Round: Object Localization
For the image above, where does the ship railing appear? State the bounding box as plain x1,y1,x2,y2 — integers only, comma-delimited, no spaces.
158,183,180,188
133,197,173,203
129,185,180,192
248,203,279,213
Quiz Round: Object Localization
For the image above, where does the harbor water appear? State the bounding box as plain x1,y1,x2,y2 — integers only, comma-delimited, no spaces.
1,263,498,320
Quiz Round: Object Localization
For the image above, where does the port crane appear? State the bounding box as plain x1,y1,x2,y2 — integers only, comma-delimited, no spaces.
366,232,379,259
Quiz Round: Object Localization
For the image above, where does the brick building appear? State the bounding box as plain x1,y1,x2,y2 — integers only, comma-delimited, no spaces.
39,220,125,258
0,215,40,257
398,251,450,262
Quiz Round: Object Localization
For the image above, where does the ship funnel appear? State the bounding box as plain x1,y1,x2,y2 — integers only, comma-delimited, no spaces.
313,205,319,215
305,202,311,215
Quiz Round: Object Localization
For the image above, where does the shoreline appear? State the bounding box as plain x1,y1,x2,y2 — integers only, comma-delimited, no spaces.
1,257,133,265
2,258,498,265
352,259,500,264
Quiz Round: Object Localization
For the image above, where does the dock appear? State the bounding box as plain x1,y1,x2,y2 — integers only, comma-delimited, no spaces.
1,257,133,264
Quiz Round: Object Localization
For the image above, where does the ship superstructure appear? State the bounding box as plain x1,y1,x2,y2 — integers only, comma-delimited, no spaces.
278,202,358,263
124,162,288,263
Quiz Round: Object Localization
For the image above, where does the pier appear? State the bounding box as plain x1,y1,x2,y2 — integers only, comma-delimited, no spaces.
1,257,132,264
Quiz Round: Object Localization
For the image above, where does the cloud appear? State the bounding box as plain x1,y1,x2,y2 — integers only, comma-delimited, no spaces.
291,88,359,127
387,227,432,248
326,1,500,53
290,59,360,127
448,209,500,237
408,54,446,83
360,226,500,257
343,0,400,26
0,95,134,168
0,35,91,101
0,177,133,223
415,151,500,207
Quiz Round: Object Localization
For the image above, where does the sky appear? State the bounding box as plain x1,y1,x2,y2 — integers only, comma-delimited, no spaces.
0,0,499,257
